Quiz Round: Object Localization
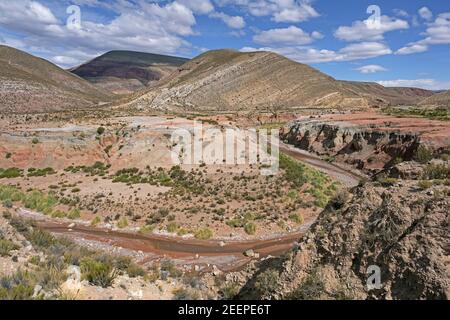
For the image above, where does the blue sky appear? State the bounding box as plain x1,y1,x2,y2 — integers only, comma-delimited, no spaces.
0,0,449,90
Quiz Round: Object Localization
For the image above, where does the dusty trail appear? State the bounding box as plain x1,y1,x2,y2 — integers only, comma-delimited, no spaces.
279,142,364,187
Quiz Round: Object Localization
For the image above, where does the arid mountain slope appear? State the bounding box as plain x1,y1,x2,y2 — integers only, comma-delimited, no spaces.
420,90,450,107
127,49,433,112
128,49,369,112
341,81,434,106
0,45,111,113
71,50,189,94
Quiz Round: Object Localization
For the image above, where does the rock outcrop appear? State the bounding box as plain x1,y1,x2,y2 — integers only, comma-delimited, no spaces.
281,119,423,173
238,180,450,300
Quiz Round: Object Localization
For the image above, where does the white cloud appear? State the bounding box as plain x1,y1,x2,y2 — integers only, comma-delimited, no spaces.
395,12,450,55
356,65,388,74
393,9,409,18
420,12,450,45
396,43,428,55
418,7,433,21
253,26,321,46
241,42,392,64
339,42,392,60
178,0,214,14
377,79,450,91
215,0,319,23
335,15,409,42
210,11,245,29
0,0,200,66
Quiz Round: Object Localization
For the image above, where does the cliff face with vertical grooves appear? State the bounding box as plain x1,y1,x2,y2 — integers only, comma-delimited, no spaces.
281,120,422,173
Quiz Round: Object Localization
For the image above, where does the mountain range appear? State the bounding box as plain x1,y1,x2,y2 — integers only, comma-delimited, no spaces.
0,45,448,114
0,45,111,113
70,50,188,95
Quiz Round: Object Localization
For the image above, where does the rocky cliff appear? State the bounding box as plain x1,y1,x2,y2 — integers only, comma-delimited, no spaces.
280,119,424,173
237,179,450,300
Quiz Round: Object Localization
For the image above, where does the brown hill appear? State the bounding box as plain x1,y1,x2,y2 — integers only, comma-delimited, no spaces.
71,50,189,95
126,49,433,112
420,90,450,107
0,45,112,114
340,81,434,106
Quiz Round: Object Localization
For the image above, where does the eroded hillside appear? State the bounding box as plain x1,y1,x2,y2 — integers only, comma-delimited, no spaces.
125,49,434,113
0,46,112,113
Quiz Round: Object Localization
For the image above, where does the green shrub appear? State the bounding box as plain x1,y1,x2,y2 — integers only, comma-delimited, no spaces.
27,167,56,177
288,270,325,300
220,281,240,300
80,257,117,287
0,270,36,300
415,145,433,164
288,213,304,225
422,163,450,180
97,127,105,135
244,222,256,235
167,222,178,233
91,216,101,226
0,168,23,179
2,199,13,208
117,217,128,229
32,138,39,144
0,239,19,257
418,180,433,190
27,229,56,249
194,228,213,240
67,208,81,220
254,269,279,296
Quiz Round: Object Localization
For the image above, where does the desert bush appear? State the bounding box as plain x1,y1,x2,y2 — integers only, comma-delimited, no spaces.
27,167,56,177
288,213,304,225
254,269,279,296
0,239,19,257
167,222,178,233
220,281,240,300
91,216,101,226
194,228,213,240
422,163,450,180
0,270,36,300
418,180,433,190
2,199,13,208
67,208,81,220
27,229,56,249
244,222,256,235
117,217,128,229
172,287,200,300
415,145,434,164
97,127,105,135
80,257,118,288
288,270,325,300
0,168,23,179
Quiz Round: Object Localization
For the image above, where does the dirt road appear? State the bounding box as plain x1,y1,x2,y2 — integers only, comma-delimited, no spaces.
279,142,364,187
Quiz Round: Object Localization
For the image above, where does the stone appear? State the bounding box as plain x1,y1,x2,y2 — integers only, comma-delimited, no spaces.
244,249,255,257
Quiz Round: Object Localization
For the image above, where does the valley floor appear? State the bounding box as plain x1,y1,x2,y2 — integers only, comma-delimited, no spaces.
0,108,449,300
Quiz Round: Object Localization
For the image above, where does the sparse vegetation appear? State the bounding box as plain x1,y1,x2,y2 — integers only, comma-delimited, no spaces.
0,239,19,257
415,145,434,164
194,228,213,240
254,269,279,296
383,107,449,121
80,257,118,288
288,270,325,300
